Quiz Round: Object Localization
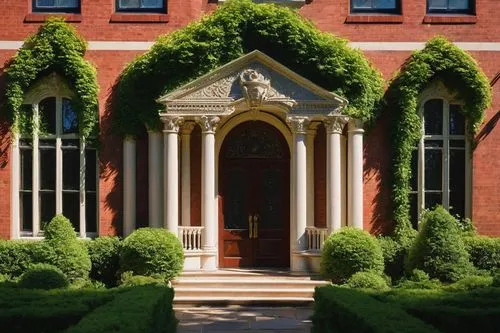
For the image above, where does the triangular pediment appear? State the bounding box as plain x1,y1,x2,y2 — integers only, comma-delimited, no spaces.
158,50,348,117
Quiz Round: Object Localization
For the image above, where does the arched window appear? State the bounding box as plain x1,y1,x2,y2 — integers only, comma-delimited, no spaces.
410,85,471,228
16,74,97,238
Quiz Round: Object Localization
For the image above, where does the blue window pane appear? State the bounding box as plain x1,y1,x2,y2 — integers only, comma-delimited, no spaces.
428,0,447,9
449,0,469,9
424,99,443,135
142,0,162,8
352,0,371,8
62,98,78,134
375,0,396,9
119,0,140,8
449,104,465,135
36,0,78,8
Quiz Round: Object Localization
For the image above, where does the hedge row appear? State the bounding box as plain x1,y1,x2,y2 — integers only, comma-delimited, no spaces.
0,288,115,333
311,286,440,333
464,236,500,272
66,285,177,333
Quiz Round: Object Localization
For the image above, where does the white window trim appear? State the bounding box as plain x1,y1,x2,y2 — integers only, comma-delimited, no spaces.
11,73,98,239
414,81,472,223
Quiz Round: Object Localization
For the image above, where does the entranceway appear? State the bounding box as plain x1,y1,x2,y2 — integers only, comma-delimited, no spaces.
219,121,290,268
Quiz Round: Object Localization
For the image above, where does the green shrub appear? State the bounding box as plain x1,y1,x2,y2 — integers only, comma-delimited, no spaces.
0,240,43,278
463,236,500,271
321,228,384,283
312,286,441,333
345,271,389,291
119,228,184,281
39,215,91,282
446,275,493,292
406,206,473,282
493,271,500,287
66,285,177,333
18,264,69,290
86,236,121,287
408,269,430,282
120,273,166,287
378,236,410,281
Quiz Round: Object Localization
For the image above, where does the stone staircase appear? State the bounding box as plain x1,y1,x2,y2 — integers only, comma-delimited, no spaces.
172,269,330,306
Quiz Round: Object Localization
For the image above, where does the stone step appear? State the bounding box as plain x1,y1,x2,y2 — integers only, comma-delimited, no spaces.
174,296,314,306
174,287,315,298
172,279,329,289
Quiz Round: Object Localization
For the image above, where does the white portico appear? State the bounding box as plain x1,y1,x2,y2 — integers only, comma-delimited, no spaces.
122,50,364,271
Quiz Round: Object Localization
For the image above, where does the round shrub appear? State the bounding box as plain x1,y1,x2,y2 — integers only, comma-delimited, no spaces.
463,236,500,272
446,275,493,291
408,269,430,282
406,206,473,282
345,271,389,291
18,263,69,290
119,228,184,281
119,272,166,287
86,236,121,287
39,215,91,282
321,227,384,283
492,271,500,287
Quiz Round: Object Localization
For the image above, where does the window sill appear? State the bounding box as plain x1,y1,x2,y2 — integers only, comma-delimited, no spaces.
24,13,82,23
345,15,403,24
109,13,169,23
422,15,477,24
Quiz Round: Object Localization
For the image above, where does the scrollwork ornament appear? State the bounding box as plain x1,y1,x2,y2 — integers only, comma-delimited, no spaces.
163,116,184,133
240,68,271,108
287,116,310,134
325,116,349,134
196,115,220,133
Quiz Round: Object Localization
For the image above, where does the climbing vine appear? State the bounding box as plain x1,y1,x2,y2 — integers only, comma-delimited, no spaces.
386,36,491,241
114,0,384,136
4,18,99,139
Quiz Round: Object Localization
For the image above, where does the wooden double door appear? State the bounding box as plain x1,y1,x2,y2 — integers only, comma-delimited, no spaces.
219,121,290,268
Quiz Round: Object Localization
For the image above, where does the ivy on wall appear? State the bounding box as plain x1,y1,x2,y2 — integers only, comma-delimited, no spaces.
386,36,492,241
4,18,99,139
114,0,384,136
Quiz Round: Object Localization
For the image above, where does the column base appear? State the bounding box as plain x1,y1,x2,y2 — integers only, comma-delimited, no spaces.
291,251,321,273
201,248,218,271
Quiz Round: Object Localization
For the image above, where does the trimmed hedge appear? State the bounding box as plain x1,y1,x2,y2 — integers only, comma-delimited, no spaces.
66,285,177,333
86,236,121,287
464,236,500,272
312,286,441,333
345,271,389,291
321,228,384,283
18,263,69,290
0,240,41,278
119,228,184,281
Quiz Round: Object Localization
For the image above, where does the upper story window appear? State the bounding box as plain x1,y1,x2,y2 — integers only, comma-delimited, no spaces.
351,0,401,14
409,88,471,228
33,0,80,13
427,0,474,14
116,0,165,12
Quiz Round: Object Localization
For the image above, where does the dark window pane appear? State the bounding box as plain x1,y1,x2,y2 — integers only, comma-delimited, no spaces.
62,98,78,134
62,139,79,148
410,149,418,191
63,192,80,231
428,0,447,9
39,139,56,148
450,149,465,191
21,149,33,191
40,148,56,190
86,192,97,233
449,104,465,135
142,0,162,7
85,149,97,192
425,149,442,191
424,99,443,135
223,168,249,229
36,0,78,8
425,192,442,210
450,140,465,148
21,193,33,232
352,0,371,8
63,149,80,191
19,139,32,148
375,0,396,8
449,0,469,9
410,193,418,230
450,192,465,218
40,192,56,230
39,97,56,135
118,0,163,9
425,140,443,148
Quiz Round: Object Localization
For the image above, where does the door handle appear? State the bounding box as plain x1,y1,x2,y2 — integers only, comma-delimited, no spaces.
248,214,254,239
254,213,259,239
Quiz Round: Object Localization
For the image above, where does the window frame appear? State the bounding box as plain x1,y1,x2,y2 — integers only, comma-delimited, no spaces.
115,0,166,13
350,0,401,14
412,82,472,226
426,0,475,15
13,74,98,239
32,0,81,13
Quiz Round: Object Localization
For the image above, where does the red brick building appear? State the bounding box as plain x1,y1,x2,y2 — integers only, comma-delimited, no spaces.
0,0,498,271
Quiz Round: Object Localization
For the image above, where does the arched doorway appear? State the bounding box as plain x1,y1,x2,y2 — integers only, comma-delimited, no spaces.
218,121,290,268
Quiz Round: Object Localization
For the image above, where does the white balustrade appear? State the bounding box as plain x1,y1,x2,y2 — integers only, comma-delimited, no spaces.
178,226,204,251
305,226,328,251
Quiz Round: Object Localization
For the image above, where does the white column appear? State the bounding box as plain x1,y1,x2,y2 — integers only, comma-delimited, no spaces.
348,119,364,229
32,104,40,236
163,117,183,236
341,135,347,227
306,124,318,227
11,134,20,239
55,97,62,215
79,140,86,238
288,116,310,253
123,136,136,237
181,123,195,227
325,116,349,234
148,130,163,228
197,116,219,270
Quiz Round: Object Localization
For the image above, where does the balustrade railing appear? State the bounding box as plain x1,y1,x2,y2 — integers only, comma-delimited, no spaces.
305,226,328,251
178,226,204,251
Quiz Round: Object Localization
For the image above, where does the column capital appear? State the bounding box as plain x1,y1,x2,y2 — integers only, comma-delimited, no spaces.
163,116,184,133
348,118,364,134
307,121,321,136
325,116,349,134
123,135,136,142
181,121,197,135
196,116,220,134
287,116,310,134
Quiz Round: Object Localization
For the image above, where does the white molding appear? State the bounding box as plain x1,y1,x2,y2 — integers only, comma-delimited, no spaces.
3,41,500,51
11,134,20,239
